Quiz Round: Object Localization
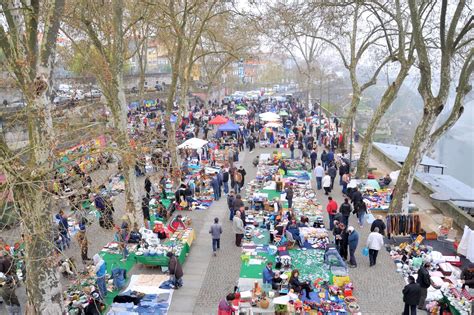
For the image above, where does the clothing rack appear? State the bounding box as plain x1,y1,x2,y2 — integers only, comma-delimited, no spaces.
386,213,421,239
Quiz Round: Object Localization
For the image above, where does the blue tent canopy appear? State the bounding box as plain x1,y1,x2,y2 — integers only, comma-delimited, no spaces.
217,120,240,132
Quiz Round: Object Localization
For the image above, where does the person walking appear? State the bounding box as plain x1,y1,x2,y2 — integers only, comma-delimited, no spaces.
347,226,359,268
366,227,384,266
328,163,337,190
339,198,352,227
341,172,350,195
354,200,367,228
227,192,235,221
75,226,90,264
233,211,245,247
322,172,332,195
310,149,317,169
222,167,230,195
211,172,220,201
339,162,348,185
285,184,294,209
167,251,184,289
326,197,338,230
238,166,247,187
289,141,295,159
370,215,386,235
209,217,223,256
403,276,421,315
321,150,328,170
416,262,432,310
233,169,243,193
314,163,324,190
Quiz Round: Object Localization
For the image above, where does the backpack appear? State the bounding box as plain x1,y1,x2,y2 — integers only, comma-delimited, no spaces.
234,172,242,183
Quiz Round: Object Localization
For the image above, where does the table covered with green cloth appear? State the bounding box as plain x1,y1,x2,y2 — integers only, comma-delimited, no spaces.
239,249,331,282
289,249,331,282
284,170,311,180
239,252,275,279
259,189,288,208
99,251,137,307
251,228,271,245
134,242,189,266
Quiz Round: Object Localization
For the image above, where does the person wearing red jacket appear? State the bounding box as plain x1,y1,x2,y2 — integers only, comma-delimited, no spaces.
326,196,338,230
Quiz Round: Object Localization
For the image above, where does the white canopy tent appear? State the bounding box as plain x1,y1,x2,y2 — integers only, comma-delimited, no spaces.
235,109,249,115
259,112,280,121
177,138,208,149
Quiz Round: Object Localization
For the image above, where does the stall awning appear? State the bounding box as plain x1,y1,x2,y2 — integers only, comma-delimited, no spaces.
208,115,228,125
217,120,240,132
177,138,208,149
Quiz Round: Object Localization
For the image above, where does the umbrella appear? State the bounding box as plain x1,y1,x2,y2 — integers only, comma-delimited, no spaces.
177,138,208,149
235,109,249,116
236,105,247,110
265,122,282,128
208,115,228,125
278,110,289,116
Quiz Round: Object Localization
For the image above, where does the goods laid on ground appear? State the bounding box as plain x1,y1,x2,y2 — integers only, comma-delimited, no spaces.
229,159,359,314
387,228,473,315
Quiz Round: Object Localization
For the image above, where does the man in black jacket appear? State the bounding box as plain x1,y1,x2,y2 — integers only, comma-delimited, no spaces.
370,215,386,235
222,167,230,195
403,276,421,315
339,198,352,226
416,262,432,310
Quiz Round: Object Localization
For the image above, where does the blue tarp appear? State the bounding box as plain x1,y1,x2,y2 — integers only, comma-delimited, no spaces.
217,120,240,132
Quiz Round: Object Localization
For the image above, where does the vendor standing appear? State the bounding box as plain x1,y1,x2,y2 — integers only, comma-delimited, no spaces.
262,262,274,286
460,263,474,289
416,262,432,310
92,254,107,299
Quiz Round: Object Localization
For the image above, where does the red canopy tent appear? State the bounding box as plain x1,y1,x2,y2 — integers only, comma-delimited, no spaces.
208,115,228,125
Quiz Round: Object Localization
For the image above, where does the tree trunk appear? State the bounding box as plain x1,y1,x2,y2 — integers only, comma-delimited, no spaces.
21,86,64,314
165,57,181,172
306,74,311,109
389,103,438,213
138,39,147,106
116,75,140,225
22,188,63,315
356,65,410,177
341,89,360,151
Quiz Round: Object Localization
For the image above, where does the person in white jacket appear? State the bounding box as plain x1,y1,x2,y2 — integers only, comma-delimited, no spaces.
233,211,245,247
322,172,332,195
366,227,384,266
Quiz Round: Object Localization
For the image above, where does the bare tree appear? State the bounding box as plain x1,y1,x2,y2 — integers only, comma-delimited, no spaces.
252,1,324,107
389,0,473,213
64,0,151,224
306,2,392,150
0,0,66,312
355,0,416,177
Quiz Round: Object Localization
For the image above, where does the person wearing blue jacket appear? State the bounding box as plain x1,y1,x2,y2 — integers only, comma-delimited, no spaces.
211,172,220,201
262,262,274,285
347,226,359,268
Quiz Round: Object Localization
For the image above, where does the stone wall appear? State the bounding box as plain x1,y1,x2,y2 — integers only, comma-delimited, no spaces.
321,106,474,230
